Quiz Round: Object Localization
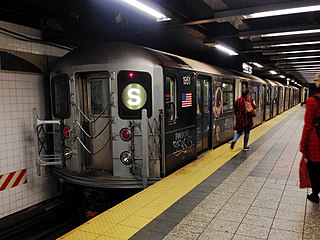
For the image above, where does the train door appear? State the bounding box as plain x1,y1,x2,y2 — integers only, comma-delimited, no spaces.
260,85,265,122
284,87,289,110
289,87,293,107
196,75,211,153
264,85,270,121
270,87,274,118
278,87,284,114
212,77,235,147
273,87,278,117
77,71,113,171
249,83,264,127
286,86,292,110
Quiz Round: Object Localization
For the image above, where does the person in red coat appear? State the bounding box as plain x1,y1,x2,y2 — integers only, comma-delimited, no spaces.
300,75,320,203
231,89,256,151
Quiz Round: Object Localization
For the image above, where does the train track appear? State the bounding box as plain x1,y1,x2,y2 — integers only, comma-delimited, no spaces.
0,191,85,240
0,189,140,240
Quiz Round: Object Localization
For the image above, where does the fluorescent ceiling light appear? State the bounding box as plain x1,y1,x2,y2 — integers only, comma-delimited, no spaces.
261,29,320,37
282,56,320,60
293,70,320,72
276,49,320,54
292,64,320,67
244,5,320,19
269,41,320,48
251,62,263,68
122,0,171,21
279,75,286,78
303,71,320,73
282,61,320,64
295,67,320,70
270,70,277,74
215,44,238,56
253,41,320,49
273,56,320,60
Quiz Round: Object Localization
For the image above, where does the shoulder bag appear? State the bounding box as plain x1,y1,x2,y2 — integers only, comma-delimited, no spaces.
245,100,256,117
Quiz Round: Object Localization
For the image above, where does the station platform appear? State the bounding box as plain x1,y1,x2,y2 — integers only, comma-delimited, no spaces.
58,105,319,240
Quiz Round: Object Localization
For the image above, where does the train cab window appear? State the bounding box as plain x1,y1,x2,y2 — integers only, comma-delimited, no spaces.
165,76,176,122
89,79,110,115
222,82,234,111
51,74,70,119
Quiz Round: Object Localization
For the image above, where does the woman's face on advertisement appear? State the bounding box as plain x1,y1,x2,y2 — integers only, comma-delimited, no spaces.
215,89,222,107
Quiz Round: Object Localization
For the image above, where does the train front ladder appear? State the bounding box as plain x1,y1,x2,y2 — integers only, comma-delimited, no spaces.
33,108,63,176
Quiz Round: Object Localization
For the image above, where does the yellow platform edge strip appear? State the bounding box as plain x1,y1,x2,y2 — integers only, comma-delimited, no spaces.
58,105,300,240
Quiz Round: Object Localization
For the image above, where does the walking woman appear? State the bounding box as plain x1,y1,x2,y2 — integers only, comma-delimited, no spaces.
230,89,256,151
300,74,320,203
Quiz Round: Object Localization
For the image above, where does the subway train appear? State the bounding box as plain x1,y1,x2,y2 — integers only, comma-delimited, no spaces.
33,42,300,197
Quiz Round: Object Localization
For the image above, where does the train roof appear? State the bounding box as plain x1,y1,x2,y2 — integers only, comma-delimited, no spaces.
143,46,235,77
264,79,279,87
53,41,236,78
52,41,273,83
273,81,285,87
229,70,267,84
52,42,160,71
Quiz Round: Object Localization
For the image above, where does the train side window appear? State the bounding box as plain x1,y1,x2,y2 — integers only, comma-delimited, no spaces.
196,80,201,115
266,86,271,104
222,82,234,111
274,88,278,102
251,86,258,106
203,79,210,114
89,79,110,115
51,74,70,119
165,76,176,122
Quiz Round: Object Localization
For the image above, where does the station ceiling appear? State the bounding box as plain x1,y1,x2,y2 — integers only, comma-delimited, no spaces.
1,0,320,86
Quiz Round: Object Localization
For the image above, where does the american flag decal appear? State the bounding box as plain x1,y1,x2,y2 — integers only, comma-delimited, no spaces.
182,92,192,107
0,169,27,191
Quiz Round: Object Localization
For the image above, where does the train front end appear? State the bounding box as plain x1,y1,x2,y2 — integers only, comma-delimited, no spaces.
33,43,164,189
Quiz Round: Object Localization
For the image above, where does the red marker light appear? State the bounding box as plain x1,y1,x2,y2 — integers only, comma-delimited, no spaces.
129,72,134,78
89,211,97,217
63,126,71,138
120,128,132,141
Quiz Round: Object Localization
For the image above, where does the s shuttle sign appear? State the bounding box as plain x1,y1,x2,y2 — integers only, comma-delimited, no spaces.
122,83,147,110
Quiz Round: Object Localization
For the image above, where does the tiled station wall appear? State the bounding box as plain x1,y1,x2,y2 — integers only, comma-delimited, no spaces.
0,20,69,218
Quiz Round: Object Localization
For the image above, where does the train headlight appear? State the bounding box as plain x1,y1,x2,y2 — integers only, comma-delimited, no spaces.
120,151,132,165
63,147,73,159
120,128,132,141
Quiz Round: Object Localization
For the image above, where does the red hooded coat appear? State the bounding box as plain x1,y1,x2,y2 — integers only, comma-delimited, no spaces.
299,92,320,188
234,96,256,131
300,93,320,162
